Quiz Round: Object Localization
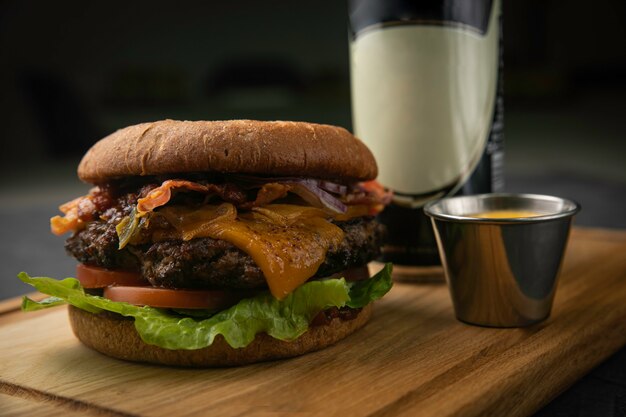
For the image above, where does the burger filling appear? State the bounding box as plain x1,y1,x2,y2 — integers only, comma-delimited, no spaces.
19,175,393,351
52,175,390,299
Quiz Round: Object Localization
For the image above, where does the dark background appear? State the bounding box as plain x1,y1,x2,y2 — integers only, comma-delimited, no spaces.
0,1,625,415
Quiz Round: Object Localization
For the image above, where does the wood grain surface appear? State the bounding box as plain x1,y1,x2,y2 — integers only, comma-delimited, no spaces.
1,227,625,417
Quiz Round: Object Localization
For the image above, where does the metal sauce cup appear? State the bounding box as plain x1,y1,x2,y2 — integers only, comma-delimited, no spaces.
424,193,580,327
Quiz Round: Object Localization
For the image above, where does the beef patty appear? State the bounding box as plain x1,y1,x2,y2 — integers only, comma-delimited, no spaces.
66,217,385,290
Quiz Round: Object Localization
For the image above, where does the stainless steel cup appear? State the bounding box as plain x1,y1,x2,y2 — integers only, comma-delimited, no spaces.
424,193,580,327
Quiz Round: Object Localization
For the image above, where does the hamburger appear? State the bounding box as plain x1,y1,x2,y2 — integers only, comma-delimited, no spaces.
19,119,393,367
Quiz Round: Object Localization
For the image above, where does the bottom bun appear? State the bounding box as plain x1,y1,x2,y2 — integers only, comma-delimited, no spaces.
68,304,373,367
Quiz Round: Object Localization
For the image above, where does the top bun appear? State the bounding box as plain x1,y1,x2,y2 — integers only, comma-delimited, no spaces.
78,120,377,183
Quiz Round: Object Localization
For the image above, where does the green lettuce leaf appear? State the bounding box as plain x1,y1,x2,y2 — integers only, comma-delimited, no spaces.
21,296,66,311
346,263,393,308
17,264,392,350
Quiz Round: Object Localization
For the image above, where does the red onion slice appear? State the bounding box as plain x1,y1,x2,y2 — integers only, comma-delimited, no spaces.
233,175,349,213
288,181,347,214
318,180,348,195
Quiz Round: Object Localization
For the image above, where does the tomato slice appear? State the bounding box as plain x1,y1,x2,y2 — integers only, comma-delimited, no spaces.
76,264,148,288
103,286,245,310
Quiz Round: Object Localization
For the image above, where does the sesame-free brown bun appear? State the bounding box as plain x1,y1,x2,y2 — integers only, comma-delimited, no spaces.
68,304,372,367
77,120,377,183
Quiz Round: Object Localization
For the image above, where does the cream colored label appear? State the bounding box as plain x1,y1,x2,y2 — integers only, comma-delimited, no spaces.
350,1,499,207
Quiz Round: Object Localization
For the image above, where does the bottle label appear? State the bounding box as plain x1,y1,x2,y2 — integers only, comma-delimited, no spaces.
350,0,500,207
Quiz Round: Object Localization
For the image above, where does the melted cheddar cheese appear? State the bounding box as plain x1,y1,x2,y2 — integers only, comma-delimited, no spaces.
159,204,344,299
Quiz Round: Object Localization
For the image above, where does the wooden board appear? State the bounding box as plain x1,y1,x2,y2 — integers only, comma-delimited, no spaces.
1,227,625,417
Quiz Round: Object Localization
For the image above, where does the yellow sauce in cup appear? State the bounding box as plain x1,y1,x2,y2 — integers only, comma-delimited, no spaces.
470,210,541,219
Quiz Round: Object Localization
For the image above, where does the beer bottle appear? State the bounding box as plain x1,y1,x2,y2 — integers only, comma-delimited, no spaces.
349,0,504,270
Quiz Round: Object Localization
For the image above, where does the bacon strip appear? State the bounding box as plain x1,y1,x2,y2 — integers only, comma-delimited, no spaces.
136,180,210,214
50,204,82,236
240,183,291,209
136,180,294,215
343,180,393,215
50,188,102,236
361,180,393,205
